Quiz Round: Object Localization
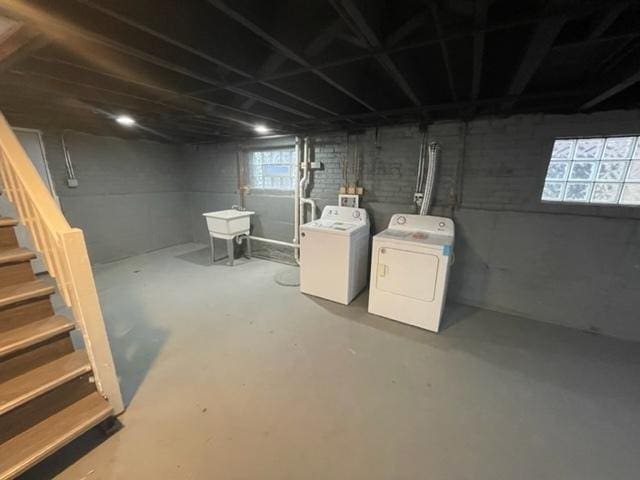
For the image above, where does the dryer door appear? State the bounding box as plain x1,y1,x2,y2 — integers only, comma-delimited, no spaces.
375,247,439,302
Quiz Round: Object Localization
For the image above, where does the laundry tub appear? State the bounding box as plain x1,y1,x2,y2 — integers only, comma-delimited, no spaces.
203,209,255,265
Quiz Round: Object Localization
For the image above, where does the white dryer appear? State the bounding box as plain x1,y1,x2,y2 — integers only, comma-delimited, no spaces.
368,214,454,332
300,206,370,305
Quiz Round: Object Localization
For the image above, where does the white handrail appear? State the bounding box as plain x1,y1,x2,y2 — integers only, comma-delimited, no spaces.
0,112,124,414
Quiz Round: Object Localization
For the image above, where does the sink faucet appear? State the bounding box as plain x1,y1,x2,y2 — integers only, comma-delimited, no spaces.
232,205,246,211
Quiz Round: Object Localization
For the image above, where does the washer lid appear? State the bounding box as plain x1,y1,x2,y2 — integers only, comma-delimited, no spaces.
301,219,368,237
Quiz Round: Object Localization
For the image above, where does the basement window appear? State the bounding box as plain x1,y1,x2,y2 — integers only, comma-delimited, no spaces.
541,136,640,206
248,148,296,191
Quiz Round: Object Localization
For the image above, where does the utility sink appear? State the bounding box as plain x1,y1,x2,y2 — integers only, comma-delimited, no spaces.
203,209,255,238
202,209,255,266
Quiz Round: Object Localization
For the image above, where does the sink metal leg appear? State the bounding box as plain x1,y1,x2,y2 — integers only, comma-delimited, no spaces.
226,238,234,266
209,235,215,265
246,236,252,259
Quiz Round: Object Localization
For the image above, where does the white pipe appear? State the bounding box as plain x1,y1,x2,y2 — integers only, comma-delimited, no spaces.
301,198,317,221
420,142,440,216
293,137,302,263
249,236,299,248
299,137,317,223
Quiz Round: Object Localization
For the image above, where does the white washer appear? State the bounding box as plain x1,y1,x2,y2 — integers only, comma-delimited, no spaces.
368,214,454,332
300,206,370,305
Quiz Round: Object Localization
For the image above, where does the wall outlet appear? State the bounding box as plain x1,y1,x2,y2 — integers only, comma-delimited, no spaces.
67,178,79,188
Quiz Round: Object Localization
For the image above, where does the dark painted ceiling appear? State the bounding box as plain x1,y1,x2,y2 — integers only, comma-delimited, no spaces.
0,0,638,142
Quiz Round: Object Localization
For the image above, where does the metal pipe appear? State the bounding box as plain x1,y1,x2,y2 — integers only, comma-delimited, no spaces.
60,131,76,180
249,235,299,248
415,131,426,195
420,142,440,216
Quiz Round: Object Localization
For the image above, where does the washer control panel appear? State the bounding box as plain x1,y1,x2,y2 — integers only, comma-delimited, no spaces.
389,214,454,236
321,205,369,224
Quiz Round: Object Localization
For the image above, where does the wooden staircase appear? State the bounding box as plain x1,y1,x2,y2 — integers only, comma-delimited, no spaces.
0,217,114,480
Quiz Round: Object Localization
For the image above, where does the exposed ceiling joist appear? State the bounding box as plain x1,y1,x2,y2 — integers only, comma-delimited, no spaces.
73,0,325,120
205,0,380,113
0,0,637,142
174,1,630,103
3,68,284,132
295,89,585,126
329,0,421,106
428,2,458,102
0,1,309,129
553,32,639,51
241,19,344,115
503,14,568,109
2,92,233,135
385,11,427,47
471,0,489,101
28,55,255,130
586,1,629,40
0,32,47,73
581,69,640,110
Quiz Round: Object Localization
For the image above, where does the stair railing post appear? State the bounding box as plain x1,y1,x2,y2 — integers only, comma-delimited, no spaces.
60,229,124,414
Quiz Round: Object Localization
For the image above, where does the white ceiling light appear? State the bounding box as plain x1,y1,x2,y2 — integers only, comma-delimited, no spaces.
254,124,270,134
115,115,136,127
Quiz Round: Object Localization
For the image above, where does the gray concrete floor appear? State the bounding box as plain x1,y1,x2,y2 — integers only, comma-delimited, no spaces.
23,243,640,480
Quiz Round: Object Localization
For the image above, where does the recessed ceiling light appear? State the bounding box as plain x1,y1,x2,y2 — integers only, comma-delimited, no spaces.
116,115,136,127
254,124,270,134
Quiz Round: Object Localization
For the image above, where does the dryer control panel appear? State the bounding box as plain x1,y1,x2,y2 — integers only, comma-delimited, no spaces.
321,205,369,225
388,214,454,237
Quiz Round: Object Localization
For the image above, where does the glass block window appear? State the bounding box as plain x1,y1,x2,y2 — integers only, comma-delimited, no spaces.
542,136,640,206
248,149,296,191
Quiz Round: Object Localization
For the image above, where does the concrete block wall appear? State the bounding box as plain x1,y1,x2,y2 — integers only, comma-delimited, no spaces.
428,110,640,340
184,137,298,260
18,109,637,340
41,131,191,263
311,126,423,232
182,109,640,340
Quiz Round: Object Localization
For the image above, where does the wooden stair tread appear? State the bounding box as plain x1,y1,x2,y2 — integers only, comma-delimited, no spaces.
0,316,75,358
0,392,112,480
0,280,54,309
0,248,35,265
0,218,18,228
0,350,91,416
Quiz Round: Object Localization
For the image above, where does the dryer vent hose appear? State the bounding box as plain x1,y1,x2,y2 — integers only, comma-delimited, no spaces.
420,142,440,216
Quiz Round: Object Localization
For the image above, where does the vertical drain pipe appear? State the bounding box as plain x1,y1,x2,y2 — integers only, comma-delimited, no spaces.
293,137,302,264
300,137,317,223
